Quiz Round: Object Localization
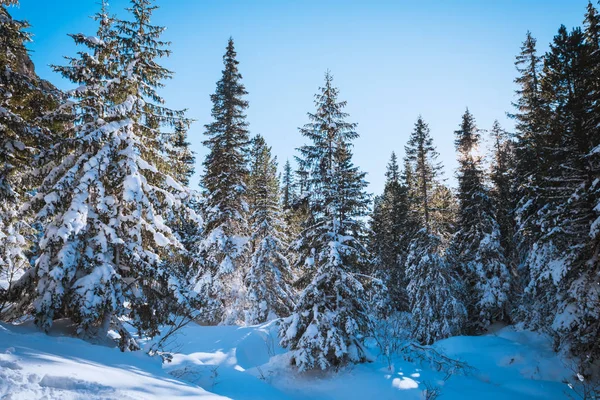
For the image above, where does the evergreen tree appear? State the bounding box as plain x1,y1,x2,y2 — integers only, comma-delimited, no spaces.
489,121,516,266
168,120,195,186
406,229,466,345
429,183,457,241
280,72,371,371
22,0,198,349
528,19,600,362
368,152,411,312
280,159,305,250
281,159,295,211
451,109,510,331
245,135,295,324
196,38,251,325
510,31,549,295
402,115,465,342
403,116,443,232
0,0,61,316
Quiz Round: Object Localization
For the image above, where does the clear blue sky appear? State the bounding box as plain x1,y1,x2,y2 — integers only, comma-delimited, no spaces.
9,0,593,195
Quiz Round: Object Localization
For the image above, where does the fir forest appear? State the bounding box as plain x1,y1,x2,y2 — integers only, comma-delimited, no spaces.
0,0,599,398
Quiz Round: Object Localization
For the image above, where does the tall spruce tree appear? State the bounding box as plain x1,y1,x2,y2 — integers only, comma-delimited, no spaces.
527,19,600,364
510,31,550,299
368,152,411,312
245,135,295,324
489,120,516,274
281,158,305,246
196,38,251,325
403,116,465,342
406,229,466,345
451,109,510,332
20,0,199,349
404,116,443,232
168,120,195,186
281,159,295,211
0,0,62,317
280,72,371,371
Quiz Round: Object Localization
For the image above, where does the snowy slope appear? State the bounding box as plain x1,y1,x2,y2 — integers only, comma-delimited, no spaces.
0,320,575,399
0,321,225,400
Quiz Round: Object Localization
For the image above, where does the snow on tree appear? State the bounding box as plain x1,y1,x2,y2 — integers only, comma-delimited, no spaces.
401,115,466,342
528,15,600,365
281,159,295,211
403,116,444,232
167,120,195,187
18,0,199,348
244,135,295,324
280,159,305,258
195,38,251,325
450,109,510,331
0,0,61,317
406,229,466,345
489,120,517,278
280,72,371,371
368,152,411,312
509,31,549,298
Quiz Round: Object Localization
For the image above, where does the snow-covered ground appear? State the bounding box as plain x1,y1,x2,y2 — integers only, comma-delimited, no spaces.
0,320,576,399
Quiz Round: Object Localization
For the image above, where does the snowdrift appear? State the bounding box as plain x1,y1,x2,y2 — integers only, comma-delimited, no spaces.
0,320,575,399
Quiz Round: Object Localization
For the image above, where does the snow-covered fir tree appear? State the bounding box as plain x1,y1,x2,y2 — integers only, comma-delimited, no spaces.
0,0,61,317
368,152,411,312
196,38,251,325
403,116,443,231
280,159,305,251
281,159,295,211
450,109,510,332
167,120,195,186
510,31,549,302
489,120,517,278
406,229,466,345
19,0,199,349
521,16,600,364
429,183,458,242
403,116,466,342
280,72,371,371
244,135,295,324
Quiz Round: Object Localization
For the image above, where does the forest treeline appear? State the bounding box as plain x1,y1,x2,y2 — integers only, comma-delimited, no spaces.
0,0,598,376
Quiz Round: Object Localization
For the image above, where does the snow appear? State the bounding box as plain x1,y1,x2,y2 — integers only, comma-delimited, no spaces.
0,320,577,399
0,320,224,400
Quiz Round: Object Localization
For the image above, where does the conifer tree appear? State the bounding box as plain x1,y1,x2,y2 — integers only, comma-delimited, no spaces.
21,0,199,348
489,120,516,270
402,116,465,342
368,152,411,312
280,158,306,251
280,72,371,371
451,109,510,331
510,31,549,288
406,229,466,345
245,135,295,324
165,119,200,251
403,117,443,232
0,0,61,315
168,120,195,186
281,159,295,211
526,19,600,361
196,38,251,325
429,183,457,241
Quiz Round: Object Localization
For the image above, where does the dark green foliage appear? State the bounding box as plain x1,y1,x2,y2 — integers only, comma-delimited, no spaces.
196,38,251,325
280,72,371,371
369,152,411,312
451,110,510,332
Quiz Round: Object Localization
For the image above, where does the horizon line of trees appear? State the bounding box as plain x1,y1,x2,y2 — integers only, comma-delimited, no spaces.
0,0,598,377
